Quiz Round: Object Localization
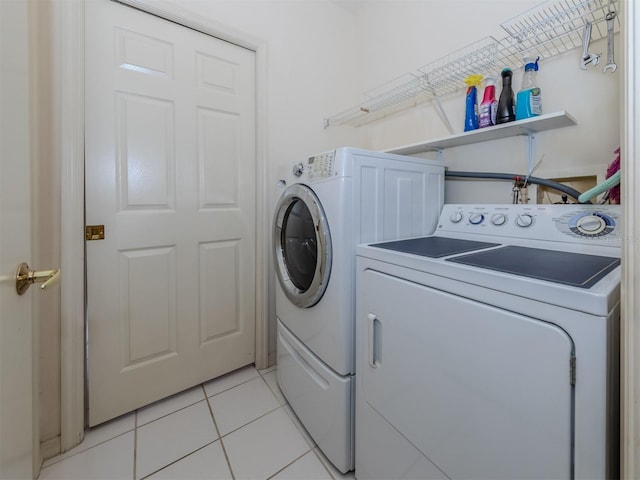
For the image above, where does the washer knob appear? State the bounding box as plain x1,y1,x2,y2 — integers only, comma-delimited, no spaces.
292,162,304,177
469,213,485,225
576,215,607,236
449,211,464,223
515,214,534,228
491,213,507,226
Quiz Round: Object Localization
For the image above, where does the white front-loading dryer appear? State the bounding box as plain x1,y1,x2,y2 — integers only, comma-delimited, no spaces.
273,147,444,472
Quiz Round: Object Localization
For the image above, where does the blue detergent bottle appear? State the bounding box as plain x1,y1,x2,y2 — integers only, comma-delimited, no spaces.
516,56,541,120
463,74,482,131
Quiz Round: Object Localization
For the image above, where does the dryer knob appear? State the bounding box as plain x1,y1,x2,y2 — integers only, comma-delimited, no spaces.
292,162,304,177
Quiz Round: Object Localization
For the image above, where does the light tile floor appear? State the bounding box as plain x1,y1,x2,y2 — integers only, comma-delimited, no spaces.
39,366,355,480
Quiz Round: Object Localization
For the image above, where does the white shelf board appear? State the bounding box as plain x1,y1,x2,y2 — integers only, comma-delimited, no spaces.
386,111,577,156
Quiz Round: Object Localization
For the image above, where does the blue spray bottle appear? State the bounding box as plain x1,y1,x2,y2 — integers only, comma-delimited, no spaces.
516,56,541,120
463,74,482,131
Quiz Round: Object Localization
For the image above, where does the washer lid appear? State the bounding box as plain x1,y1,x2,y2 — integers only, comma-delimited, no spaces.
372,236,500,258
448,245,621,288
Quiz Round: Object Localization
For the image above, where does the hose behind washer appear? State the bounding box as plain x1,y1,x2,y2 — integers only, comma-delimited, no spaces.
445,171,589,204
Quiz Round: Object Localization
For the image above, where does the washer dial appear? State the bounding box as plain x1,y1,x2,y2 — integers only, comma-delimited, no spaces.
491,213,507,226
468,213,485,225
569,213,616,237
450,211,464,223
515,214,534,228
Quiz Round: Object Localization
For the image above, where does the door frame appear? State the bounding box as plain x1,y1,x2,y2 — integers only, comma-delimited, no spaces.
58,0,269,452
621,1,640,477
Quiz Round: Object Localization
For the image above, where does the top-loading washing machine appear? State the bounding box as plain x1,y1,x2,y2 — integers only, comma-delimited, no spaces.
355,204,621,480
273,147,444,472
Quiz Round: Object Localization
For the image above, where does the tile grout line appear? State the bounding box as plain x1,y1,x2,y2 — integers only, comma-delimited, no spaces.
204,369,263,400
265,448,314,480
202,384,236,480
218,403,283,439
138,440,219,480
137,397,206,429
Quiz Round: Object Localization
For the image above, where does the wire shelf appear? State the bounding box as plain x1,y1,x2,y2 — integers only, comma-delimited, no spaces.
418,37,500,97
498,0,620,67
500,0,617,44
325,73,433,128
325,0,620,128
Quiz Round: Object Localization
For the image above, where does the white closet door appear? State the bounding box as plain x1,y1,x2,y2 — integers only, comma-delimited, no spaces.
85,0,256,426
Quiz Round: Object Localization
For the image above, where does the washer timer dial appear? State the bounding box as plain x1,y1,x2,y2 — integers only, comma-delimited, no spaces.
569,213,616,237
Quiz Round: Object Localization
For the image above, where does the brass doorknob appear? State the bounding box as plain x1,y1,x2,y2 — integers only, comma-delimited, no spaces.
15,262,61,295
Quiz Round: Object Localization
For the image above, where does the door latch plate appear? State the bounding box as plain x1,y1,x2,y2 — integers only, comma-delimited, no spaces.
85,225,105,240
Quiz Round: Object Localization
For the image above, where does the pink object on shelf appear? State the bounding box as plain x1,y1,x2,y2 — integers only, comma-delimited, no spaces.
606,148,620,204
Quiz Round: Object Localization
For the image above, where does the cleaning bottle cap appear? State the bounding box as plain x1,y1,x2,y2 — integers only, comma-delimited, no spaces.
524,56,540,71
483,76,496,86
464,74,483,87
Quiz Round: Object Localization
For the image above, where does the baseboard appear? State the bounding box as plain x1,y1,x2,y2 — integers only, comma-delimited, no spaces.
268,350,277,368
40,435,61,462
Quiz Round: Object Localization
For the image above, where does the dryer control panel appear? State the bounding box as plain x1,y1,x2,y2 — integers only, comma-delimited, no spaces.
438,204,622,248
306,151,335,181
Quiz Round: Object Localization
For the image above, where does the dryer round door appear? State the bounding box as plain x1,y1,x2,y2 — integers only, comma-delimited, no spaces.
273,184,332,308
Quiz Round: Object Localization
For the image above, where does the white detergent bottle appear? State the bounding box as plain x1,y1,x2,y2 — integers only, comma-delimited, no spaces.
516,56,541,120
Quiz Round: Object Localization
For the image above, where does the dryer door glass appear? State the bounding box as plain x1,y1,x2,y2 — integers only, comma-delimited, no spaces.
282,199,317,291
273,184,332,308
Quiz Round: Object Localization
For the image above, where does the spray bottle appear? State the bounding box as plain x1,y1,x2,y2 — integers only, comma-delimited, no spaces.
463,74,483,131
478,76,498,128
516,56,541,120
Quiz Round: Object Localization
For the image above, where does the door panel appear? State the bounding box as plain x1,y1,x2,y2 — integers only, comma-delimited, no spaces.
119,247,177,367
86,0,256,425
359,269,574,479
116,93,175,209
0,0,34,476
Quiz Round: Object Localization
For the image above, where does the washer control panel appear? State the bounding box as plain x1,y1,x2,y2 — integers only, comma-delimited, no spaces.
438,204,622,247
306,151,336,181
